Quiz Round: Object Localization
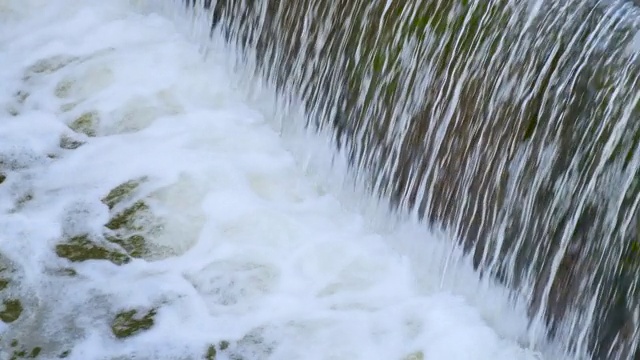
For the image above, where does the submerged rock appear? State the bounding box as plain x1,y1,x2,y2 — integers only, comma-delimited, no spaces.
0,298,23,323
111,308,156,339
102,178,146,210
59,135,84,150
25,55,78,77
69,112,98,137
106,234,147,259
54,79,73,99
55,234,130,265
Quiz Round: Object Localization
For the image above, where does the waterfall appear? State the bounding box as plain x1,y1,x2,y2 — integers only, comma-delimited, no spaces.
179,0,640,358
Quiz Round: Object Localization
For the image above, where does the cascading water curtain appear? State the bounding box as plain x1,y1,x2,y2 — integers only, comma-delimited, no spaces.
184,0,640,358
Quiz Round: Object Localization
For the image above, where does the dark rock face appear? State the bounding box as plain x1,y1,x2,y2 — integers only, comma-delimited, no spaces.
188,0,640,358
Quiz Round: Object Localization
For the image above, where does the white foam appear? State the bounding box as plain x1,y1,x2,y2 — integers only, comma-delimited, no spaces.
0,0,563,359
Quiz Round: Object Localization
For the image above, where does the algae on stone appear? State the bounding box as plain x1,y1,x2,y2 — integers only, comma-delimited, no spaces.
111,308,156,339
59,136,84,150
6,343,42,360
205,345,217,360
106,235,147,259
403,351,424,360
0,278,9,291
54,79,74,99
0,299,23,323
102,179,146,210
69,112,98,137
26,55,77,76
105,200,149,231
55,235,130,266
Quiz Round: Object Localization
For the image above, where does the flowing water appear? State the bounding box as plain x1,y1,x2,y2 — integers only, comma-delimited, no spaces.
0,0,562,359
0,0,638,359
188,0,640,358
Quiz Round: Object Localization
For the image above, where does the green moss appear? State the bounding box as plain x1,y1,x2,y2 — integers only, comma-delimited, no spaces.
27,55,77,75
0,173,5,184
0,299,23,323
0,278,9,291
105,201,149,231
106,235,147,259
10,339,18,347
111,308,156,339
219,340,230,350
60,102,78,113
54,79,73,98
29,347,41,358
7,344,42,360
58,350,70,358
403,351,424,360
59,136,84,150
102,179,146,210
55,235,130,265
206,345,217,360
69,112,98,137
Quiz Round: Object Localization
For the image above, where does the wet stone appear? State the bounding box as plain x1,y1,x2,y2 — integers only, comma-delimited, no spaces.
0,299,23,323
55,235,130,266
59,135,84,150
6,343,42,360
26,55,77,76
0,278,9,291
14,91,29,104
106,235,147,259
69,112,98,137
205,345,217,360
60,102,78,113
54,79,73,98
404,351,424,360
102,179,146,210
111,308,156,339
105,200,149,231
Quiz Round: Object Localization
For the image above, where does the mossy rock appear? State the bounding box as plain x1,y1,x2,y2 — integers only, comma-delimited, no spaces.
105,200,150,232
403,351,424,360
0,299,23,323
205,341,230,360
26,55,77,76
102,179,147,210
0,256,15,291
69,112,98,137
60,102,78,113
59,135,84,150
55,235,130,266
54,79,74,99
5,340,42,360
205,345,217,360
111,308,156,339
106,235,147,259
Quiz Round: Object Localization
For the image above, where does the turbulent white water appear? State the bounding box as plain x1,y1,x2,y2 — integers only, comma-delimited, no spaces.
0,0,568,359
